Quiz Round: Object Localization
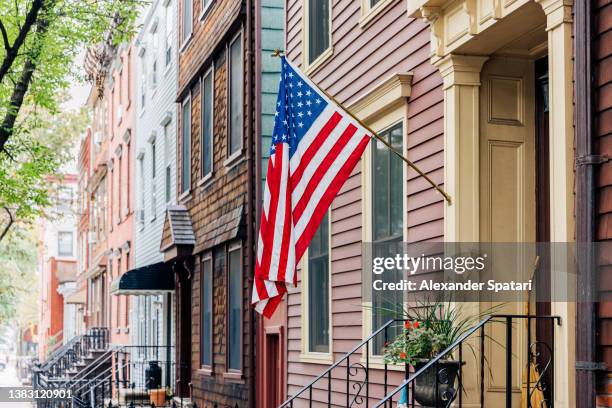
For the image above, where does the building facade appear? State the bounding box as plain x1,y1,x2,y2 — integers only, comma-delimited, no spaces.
37,174,78,359
129,0,179,388
160,0,256,406
278,0,577,406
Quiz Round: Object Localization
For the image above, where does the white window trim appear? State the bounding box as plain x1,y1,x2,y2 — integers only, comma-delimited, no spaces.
180,0,193,52
150,139,157,222
359,0,395,28
360,106,408,369
199,0,214,21
226,30,244,162
200,253,213,369
302,0,333,75
199,65,215,184
226,242,243,373
300,210,333,365
180,95,192,199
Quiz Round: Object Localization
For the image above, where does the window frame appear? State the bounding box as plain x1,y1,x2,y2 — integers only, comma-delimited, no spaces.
162,119,173,205
361,106,407,365
200,66,214,183
224,242,243,378
150,136,157,221
200,254,213,371
164,1,173,67
303,0,333,73
179,95,192,199
359,0,395,27
199,0,214,20
300,210,332,364
225,30,244,165
57,231,74,258
180,0,193,51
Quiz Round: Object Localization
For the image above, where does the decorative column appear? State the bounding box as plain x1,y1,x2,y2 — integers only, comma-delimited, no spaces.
535,0,576,407
434,54,488,242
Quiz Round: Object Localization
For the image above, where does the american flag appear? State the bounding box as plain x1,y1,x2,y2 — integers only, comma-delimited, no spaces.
252,56,371,317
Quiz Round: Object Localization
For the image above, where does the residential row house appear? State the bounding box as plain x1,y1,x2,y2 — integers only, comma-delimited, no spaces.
37,174,79,359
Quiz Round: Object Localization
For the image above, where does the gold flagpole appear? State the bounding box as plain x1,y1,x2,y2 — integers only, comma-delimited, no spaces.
271,49,452,205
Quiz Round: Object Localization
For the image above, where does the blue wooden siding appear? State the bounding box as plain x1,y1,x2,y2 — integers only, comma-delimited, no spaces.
260,0,284,186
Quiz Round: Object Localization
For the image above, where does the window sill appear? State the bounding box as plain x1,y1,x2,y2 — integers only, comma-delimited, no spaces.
178,189,192,204
304,47,333,77
299,352,333,365
197,367,213,377
197,173,213,189
179,34,193,54
359,0,395,28
199,1,214,21
222,371,244,383
223,150,244,169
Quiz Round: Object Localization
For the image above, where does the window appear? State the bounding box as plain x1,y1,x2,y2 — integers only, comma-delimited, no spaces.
307,212,330,353
150,140,157,219
306,0,331,65
164,122,172,204
165,3,173,66
227,245,242,371
228,33,243,157
200,256,213,367
371,122,404,352
201,0,212,17
151,29,159,88
201,69,213,177
181,97,192,194
58,231,74,257
138,155,145,223
181,0,193,44
140,55,146,109
117,152,122,222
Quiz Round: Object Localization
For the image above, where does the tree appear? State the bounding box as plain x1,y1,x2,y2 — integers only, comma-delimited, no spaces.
0,103,89,242
0,0,144,152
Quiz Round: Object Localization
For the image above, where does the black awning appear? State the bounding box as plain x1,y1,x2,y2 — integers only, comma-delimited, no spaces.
110,262,175,295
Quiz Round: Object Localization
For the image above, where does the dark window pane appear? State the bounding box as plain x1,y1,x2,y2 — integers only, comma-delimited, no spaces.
165,166,171,203
181,100,191,193
228,248,242,370
308,0,330,63
308,212,329,352
201,259,212,366
371,123,404,353
229,36,243,155
202,72,213,176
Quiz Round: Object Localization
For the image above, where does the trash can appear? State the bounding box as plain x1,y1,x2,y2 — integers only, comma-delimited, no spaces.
145,361,162,390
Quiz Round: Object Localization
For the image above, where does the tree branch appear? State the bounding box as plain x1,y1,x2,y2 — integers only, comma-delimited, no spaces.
0,20,10,51
0,208,14,242
0,0,45,84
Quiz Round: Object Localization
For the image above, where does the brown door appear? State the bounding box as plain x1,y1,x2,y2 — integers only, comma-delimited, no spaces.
264,333,282,407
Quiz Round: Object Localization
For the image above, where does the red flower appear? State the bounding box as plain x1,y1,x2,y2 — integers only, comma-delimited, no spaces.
399,352,407,359
413,321,420,329
384,342,389,347
404,321,411,329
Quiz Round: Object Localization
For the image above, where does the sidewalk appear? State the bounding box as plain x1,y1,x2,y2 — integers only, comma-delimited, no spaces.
0,364,33,408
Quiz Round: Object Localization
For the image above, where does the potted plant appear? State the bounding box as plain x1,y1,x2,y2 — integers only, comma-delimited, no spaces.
382,300,495,407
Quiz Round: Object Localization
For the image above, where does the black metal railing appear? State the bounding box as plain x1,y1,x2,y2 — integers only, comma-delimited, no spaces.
375,315,560,408
280,314,560,408
36,344,186,408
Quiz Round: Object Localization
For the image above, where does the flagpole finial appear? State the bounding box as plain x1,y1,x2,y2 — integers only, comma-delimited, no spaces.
271,49,284,57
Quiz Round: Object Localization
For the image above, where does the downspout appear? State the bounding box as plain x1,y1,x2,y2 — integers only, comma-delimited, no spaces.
245,0,256,407
574,0,599,406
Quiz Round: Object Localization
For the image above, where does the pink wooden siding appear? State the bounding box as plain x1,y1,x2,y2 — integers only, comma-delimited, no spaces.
285,0,444,404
